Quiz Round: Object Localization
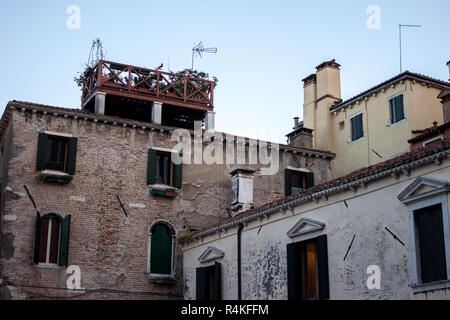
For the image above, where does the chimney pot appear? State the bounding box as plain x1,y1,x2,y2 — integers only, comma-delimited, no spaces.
294,117,300,129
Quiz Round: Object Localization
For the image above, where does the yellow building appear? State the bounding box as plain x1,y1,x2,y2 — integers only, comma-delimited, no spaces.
299,59,450,178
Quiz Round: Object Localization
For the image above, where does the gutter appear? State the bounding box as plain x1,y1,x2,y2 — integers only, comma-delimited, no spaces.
190,148,450,240
330,74,450,113
237,223,244,300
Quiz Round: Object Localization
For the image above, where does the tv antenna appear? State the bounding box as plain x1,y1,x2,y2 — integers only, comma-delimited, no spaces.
87,38,107,68
191,41,217,70
399,24,421,73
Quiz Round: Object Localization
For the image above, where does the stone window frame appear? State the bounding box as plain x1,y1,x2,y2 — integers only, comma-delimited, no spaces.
388,92,407,126
398,177,450,293
147,220,176,279
34,211,65,269
348,111,364,143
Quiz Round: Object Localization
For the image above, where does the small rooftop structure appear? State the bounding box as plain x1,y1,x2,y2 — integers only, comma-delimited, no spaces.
81,60,215,130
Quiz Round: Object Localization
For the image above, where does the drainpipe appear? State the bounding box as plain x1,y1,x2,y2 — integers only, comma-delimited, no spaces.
237,223,244,300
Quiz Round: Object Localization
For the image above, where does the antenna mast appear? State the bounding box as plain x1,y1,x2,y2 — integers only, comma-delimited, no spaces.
399,24,421,73
191,41,217,70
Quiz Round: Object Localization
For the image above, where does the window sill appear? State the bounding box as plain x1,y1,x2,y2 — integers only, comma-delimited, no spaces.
38,171,73,184
34,263,65,270
411,279,450,294
147,273,175,284
349,136,365,144
149,184,179,197
388,118,406,127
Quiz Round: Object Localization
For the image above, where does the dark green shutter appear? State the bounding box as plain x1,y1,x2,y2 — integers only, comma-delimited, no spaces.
65,137,78,175
173,162,182,189
32,212,41,265
58,215,71,267
287,242,298,300
285,169,292,196
36,133,48,171
147,149,157,185
306,172,315,189
150,224,172,274
196,267,208,300
351,114,363,141
213,262,222,300
317,235,330,300
395,95,405,122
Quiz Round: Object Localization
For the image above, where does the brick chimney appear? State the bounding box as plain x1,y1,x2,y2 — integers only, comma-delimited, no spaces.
286,119,313,148
230,168,255,216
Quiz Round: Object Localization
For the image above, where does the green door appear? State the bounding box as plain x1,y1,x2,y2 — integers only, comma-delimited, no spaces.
150,224,172,275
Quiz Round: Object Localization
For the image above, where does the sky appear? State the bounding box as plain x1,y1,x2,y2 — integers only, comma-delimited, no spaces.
0,0,449,143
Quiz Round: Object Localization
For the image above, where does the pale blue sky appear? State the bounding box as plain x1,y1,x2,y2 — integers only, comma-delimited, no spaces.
0,0,449,143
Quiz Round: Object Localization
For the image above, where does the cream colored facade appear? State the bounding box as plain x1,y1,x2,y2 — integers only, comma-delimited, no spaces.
302,61,449,178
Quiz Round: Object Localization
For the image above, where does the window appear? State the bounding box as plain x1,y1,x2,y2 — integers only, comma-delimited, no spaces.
398,177,450,292
36,133,78,174
285,169,314,196
389,94,405,124
148,222,175,277
414,204,447,284
287,235,329,300
196,262,222,301
350,113,364,142
33,213,71,266
147,149,182,188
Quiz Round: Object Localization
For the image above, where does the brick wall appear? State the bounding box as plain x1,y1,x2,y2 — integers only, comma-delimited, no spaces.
0,105,332,299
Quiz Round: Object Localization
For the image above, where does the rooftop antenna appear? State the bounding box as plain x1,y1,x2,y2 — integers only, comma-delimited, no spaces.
191,41,217,70
399,24,421,73
87,38,106,68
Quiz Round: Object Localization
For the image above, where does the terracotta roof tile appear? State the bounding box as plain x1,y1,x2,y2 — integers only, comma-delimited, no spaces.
196,138,450,235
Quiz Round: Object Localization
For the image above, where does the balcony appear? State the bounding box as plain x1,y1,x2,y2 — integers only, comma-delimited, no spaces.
81,60,215,112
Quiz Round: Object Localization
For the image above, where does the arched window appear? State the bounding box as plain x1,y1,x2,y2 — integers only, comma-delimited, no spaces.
33,212,71,266
148,222,175,277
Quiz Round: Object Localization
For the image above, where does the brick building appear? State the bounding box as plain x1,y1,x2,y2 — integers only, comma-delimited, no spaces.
0,60,334,299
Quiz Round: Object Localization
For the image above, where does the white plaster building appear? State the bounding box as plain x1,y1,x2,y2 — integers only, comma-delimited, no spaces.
182,139,450,300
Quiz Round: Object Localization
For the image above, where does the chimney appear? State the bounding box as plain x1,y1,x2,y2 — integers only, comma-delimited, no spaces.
447,60,450,81
302,73,317,131
438,89,450,124
310,59,342,151
286,121,314,148
230,168,255,216
293,117,300,129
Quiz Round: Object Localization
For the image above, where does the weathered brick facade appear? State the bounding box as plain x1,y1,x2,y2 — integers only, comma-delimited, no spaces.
0,101,333,299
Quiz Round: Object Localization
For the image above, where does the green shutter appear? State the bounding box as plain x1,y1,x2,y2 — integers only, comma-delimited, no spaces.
147,149,157,185
306,172,315,189
150,224,172,275
285,169,292,196
32,212,41,265
173,162,182,189
351,114,363,141
196,267,208,300
36,133,48,171
317,235,330,300
58,215,71,267
65,137,78,175
389,99,395,123
395,95,405,122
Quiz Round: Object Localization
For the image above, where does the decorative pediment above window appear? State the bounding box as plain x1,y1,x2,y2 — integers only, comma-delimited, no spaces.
398,177,450,204
287,218,325,238
198,246,225,264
